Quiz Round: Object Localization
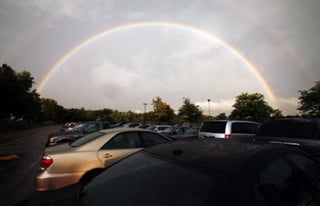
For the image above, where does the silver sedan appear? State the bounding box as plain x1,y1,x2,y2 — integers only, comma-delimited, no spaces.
36,128,171,191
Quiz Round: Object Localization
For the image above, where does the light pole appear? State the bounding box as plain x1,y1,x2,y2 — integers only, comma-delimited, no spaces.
207,99,211,120
143,103,148,125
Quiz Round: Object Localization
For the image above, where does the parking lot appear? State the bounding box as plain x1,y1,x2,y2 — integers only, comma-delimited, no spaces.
0,125,80,206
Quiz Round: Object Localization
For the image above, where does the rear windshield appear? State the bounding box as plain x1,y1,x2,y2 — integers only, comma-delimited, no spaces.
232,123,259,134
70,132,104,147
200,122,226,133
257,122,319,139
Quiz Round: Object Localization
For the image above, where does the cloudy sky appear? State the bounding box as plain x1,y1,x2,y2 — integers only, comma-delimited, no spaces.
1,0,319,116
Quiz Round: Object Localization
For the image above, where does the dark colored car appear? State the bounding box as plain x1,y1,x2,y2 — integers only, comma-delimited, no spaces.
254,118,320,158
60,122,79,132
254,118,320,146
80,139,320,206
47,121,110,146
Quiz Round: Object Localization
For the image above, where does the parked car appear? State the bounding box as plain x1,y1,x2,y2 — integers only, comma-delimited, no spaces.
147,125,172,132
36,128,171,191
254,118,320,160
47,121,110,146
198,120,260,140
60,122,79,132
170,126,200,140
159,125,190,137
80,138,320,205
121,122,143,128
254,118,320,151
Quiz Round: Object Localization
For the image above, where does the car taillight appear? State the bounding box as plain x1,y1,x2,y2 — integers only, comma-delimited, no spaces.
225,134,232,139
40,155,53,169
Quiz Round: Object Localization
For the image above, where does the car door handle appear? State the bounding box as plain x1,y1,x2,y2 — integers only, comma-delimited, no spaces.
104,153,113,158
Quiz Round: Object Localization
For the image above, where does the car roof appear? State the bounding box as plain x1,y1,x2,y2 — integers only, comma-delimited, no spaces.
262,118,320,123
143,138,305,175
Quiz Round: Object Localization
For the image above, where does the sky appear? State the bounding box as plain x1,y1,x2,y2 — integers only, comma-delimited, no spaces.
1,0,320,116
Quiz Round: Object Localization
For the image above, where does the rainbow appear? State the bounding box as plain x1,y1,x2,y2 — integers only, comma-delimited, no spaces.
36,21,278,107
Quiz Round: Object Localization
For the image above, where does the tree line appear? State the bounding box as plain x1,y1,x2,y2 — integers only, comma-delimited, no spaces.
1,64,319,130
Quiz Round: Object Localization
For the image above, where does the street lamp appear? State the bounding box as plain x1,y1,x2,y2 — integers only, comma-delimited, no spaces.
207,99,211,120
143,103,148,125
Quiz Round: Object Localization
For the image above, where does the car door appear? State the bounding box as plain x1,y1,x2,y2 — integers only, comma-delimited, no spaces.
253,154,320,205
97,132,142,168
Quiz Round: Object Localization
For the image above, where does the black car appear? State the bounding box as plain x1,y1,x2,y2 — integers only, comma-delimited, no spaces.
47,121,110,146
80,139,320,205
254,118,320,146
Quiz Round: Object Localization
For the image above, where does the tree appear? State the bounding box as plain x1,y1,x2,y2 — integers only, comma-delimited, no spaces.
152,97,175,123
216,113,227,120
229,93,274,122
178,98,202,123
0,64,41,121
41,98,60,122
298,81,320,117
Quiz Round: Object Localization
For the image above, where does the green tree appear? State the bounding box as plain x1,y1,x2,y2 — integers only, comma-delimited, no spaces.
271,109,284,119
298,81,320,117
229,93,274,122
41,98,60,122
216,113,227,120
0,64,41,121
178,98,202,123
152,97,175,124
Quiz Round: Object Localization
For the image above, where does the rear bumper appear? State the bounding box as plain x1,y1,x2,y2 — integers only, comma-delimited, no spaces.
35,171,83,191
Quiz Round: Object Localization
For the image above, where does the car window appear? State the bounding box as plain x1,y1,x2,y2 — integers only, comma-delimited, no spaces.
162,127,173,132
200,122,226,133
70,132,105,147
232,123,258,134
257,122,319,139
141,132,169,147
103,132,140,149
85,123,100,133
82,152,217,206
254,157,314,205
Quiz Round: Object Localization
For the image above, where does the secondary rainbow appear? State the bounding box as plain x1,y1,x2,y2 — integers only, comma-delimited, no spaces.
36,21,278,107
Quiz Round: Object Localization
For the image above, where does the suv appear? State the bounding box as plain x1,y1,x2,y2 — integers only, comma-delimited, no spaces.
199,120,260,140
254,118,320,146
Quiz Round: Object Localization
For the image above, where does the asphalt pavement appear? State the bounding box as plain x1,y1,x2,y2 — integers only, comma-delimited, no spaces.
0,125,82,206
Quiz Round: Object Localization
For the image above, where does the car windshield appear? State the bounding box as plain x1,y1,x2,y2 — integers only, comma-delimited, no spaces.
81,152,217,206
70,131,104,147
